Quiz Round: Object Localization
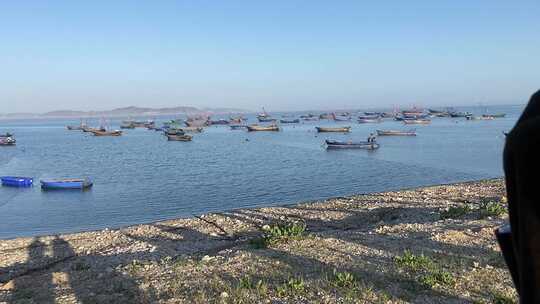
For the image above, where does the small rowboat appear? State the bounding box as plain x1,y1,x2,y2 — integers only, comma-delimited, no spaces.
315,126,351,133
230,125,248,130
325,140,379,150
167,134,193,141
165,128,185,136
247,124,280,132
376,130,416,136
467,115,493,121
482,114,506,118
90,130,123,136
258,117,277,123
280,119,300,124
403,119,431,125
1,176,33,187
40,178,93,190
179,127,204,133
357,118,381,123
0,133,16,146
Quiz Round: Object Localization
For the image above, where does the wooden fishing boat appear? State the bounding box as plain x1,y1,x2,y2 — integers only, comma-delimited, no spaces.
247,124,280,132
319,113,332,119
315,126,351,133
449,111,472,118
325,140,379,150
230,125,248,130
482,113,506,118
120,122,135,129
302,116,319,121
90,130,123,136
40,178,93,190
165,128,185,136
179,127,204,133
332,113,351,121
0,135,16,146
167,134,193,141
466,115,493,121
280,119,300,124
376,130,416,136
357,118,381,123
257,117,277,123
210,119,230,125
403,119,431,125
1,176,33,187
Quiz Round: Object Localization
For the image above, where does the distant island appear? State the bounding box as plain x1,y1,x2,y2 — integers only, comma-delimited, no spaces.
0,106,248,120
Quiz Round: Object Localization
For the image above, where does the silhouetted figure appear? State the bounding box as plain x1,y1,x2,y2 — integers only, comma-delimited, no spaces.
503,89,540,302
10,238,54,303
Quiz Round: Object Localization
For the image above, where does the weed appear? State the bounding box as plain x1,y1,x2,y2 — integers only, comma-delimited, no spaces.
440,205,472,219
395,250,433,272
479,201,507,218
492,292,516,304
420,269,455,288
71,261,91,271
332,269,356,288
276,277,305,297
250,221,306,249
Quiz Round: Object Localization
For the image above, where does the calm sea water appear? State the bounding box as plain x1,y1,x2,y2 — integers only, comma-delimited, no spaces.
0,105,522,239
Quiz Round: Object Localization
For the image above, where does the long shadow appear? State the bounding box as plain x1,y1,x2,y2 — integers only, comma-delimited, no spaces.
1,236,154,304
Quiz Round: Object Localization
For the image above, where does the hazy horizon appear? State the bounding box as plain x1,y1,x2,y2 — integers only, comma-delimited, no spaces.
1,1,539,113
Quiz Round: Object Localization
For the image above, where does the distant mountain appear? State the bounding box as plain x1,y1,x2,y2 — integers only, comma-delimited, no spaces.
0,106,248,119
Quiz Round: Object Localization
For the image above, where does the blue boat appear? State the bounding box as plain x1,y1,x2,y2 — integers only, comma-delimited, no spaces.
40,178,93,190
1,176,33,187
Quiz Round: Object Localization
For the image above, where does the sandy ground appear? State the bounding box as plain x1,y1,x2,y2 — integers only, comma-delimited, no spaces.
0,179,516,303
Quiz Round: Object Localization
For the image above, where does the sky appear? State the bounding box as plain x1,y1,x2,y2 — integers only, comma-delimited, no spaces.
1,1,539,113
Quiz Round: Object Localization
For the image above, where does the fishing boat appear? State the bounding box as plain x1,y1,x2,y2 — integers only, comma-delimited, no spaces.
376,129,416,136
257,117,277,123
40,178,93,190
0,133,16,146
120,121,136,129
466,115,493,121
332,113,351,121
210,119,230,125
165,128,185,136
167,134,193,141
179,127,204,133
315,126,351,133
185,118,210,127
66,121,88,130
357,117,381,123
325,140,379,150
482,113,506,118
230,125,248,130
90,129,123,136
403,119,431,125
1,176,33,187
449,111,472,118
229,116,244,124
247,124,280,132
280,119,300,124
319,113,332,119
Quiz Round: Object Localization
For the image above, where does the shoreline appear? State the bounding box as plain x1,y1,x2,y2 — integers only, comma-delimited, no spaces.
0,178,515,303
0,177,504,241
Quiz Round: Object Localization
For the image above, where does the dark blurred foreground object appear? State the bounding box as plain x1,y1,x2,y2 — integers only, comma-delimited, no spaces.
502,90,540,302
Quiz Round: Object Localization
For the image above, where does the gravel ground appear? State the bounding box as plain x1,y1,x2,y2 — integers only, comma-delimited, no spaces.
0,179,516,303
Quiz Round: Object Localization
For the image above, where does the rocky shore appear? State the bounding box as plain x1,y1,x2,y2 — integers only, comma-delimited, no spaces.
0,179,515,303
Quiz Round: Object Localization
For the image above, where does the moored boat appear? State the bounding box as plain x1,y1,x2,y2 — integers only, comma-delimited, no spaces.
466,115,493,121
280,119,300,124
403,119,431,125
90,129,123,136
1,176,33,187
325,140,379,150
0,133,16,146
357,118,381,123
179,127,204,133
376,129,416,136
40,178,93,190
315,126,351,133
482,113,506,118
167,134,193,141
210,119,230,125
247,124,280,132
230,125,248,130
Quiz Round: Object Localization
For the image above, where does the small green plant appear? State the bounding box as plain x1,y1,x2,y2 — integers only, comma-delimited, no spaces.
251,222,306,248
492,292,516,304
440,205,472,219
395,250,433,272
420,269,455,288
332,269,356,288
479,201,507,218
276,277,305,297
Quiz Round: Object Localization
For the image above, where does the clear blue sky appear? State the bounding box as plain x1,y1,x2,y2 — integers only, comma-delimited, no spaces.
1,1,539,112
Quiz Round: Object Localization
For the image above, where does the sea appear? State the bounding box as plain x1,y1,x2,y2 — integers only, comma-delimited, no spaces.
0,105,523,239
